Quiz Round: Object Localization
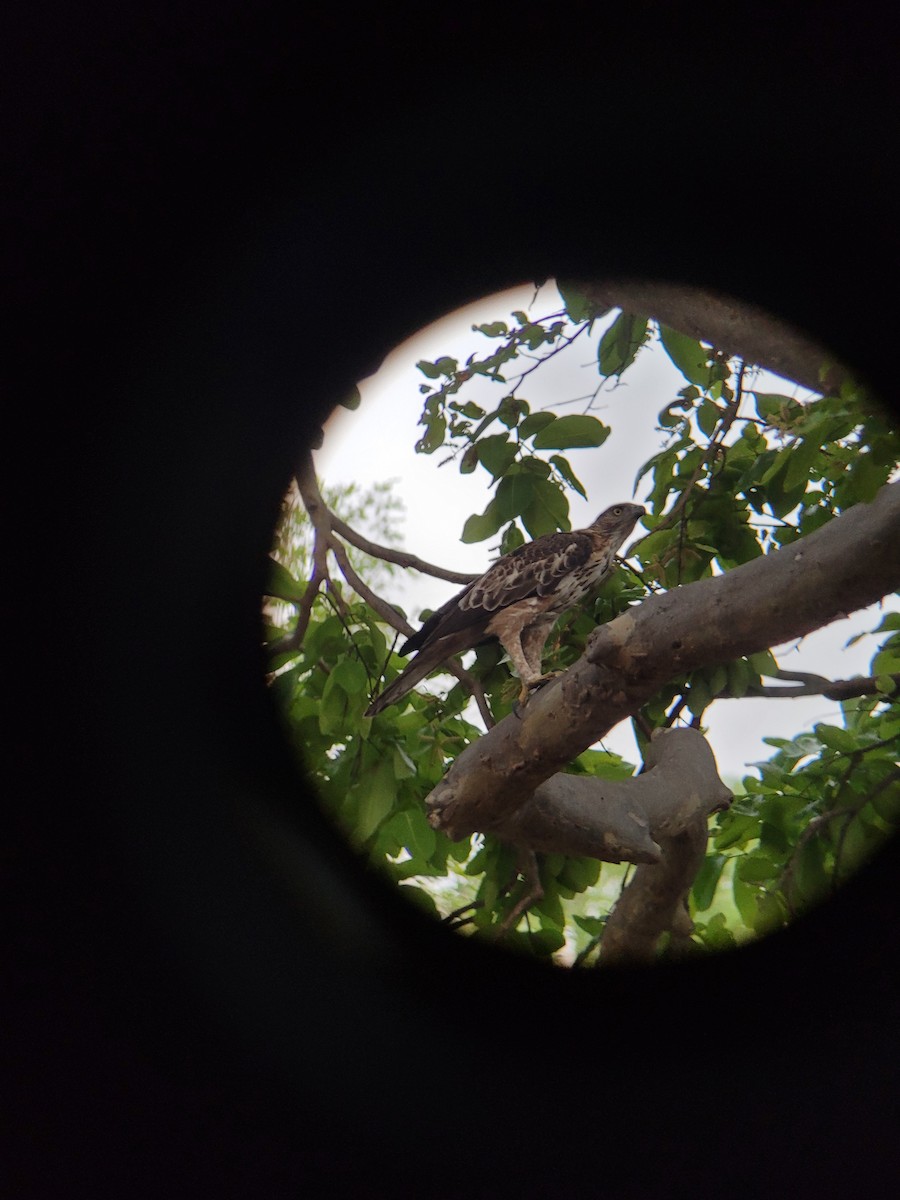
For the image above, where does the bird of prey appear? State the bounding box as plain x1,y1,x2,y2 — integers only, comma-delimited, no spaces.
365,502,644,716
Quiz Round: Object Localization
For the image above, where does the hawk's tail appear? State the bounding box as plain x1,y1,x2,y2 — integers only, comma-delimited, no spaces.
364,652,444,717
364,625,485,717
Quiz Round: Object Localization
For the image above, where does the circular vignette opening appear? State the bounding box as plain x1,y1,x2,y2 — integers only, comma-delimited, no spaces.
262,277,900,967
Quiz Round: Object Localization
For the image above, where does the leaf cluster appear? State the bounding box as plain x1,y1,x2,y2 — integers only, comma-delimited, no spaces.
692,688,900,951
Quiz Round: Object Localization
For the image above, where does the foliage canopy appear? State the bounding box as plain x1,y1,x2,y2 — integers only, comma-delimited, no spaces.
264,282,900,965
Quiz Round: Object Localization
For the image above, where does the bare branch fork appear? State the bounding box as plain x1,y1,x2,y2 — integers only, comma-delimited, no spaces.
275,451,494,727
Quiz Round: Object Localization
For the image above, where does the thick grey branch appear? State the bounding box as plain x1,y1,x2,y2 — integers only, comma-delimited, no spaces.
563,279,851,396
599,815,710,965
499,727,731,865
427,481,900,839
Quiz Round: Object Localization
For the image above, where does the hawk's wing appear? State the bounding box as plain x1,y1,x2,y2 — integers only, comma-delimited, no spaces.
402,530,594,654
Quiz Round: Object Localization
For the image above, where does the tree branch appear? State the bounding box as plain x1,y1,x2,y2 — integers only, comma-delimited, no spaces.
276,458,494,726
266,565,326,657
295,449,332,576
599,813,710,965
563,279,851,396
498,727,731,864
329,513,479,585
426,480,900,840
736,670,900,701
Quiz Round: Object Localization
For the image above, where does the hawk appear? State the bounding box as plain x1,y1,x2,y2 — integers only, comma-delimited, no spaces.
365,502,644,716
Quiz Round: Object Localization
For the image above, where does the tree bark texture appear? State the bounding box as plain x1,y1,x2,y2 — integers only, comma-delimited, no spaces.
426,480,900,840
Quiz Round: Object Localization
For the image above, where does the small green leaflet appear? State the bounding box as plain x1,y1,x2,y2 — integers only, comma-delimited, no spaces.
597,312,648,377
519,411,557,439
355,760,398,842
476,433,518,479
415,413,446,454
265,557,306,603
532,414,609,450
658,326,713,387
549,454,587,498
416,356,458,379
557,279,610,324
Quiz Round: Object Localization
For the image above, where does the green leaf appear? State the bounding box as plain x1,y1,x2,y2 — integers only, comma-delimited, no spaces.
735,853,779,883
872,647,900,675
814,723,859,753
727,658,754,699
385,808,436,862
557,280,609,323
658,326,713,387
500,522,525,554
792,836,828,906
573,914,606,937
416,359,443,380
521,477,569,538
355,761,398,841
573,749,635,780
472,321,508,337
749,649,779,677
558,856,601,893
532,414,610,450
461,496,507,543
783,437,820,492
476,433,518,479
696,398,723,436
391,745,417,779
331,656,368,694
549,454,587,498
699,912,736,950
753,393,802,424
459,444,479,474
340,386,362,410
519,411,557,439
714,811,759,850
453,400,487,419
495,471,539,523
266,557,307,603
597,312,648,377
415,414,446,454
498,396,528,428
692,853,726,911
871,777,900,823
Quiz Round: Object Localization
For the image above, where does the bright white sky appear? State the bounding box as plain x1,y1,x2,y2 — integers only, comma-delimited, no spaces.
315,281,898,780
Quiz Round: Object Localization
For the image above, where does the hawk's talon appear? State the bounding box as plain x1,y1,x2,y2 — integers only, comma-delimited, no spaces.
526,670,563,693
513,670,562,715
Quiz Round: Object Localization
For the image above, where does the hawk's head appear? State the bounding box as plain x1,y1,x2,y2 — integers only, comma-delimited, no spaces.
590,502,645,544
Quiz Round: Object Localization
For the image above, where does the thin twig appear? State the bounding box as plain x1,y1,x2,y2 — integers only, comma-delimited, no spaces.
725,671,900,701
329,537,415,637
266,566,326,657
493,847,544,937
330,513,478,585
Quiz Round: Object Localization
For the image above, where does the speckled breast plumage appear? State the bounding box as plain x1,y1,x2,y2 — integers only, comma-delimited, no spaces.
543,547,615,615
